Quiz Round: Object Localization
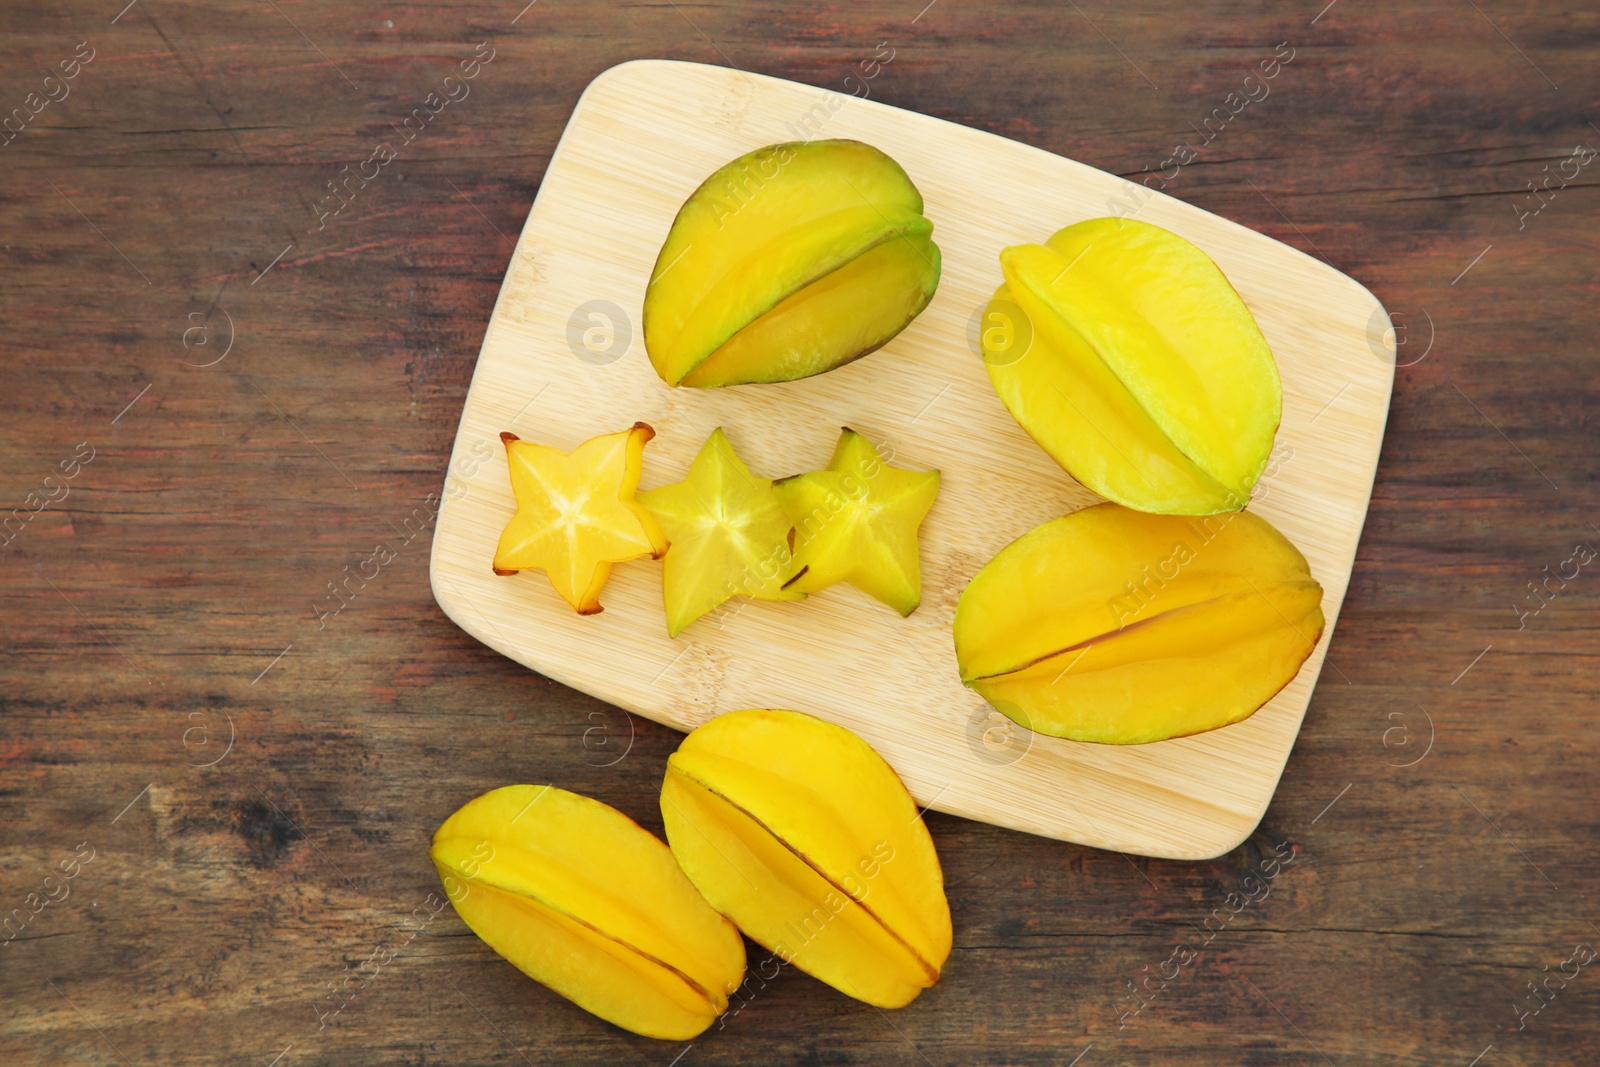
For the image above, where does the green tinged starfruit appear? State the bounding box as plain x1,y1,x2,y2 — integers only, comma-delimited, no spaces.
772,428,939,616
645,139,941,388
638,428,803,637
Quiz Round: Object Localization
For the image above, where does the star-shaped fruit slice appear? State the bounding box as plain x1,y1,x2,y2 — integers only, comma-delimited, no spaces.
637,427,803,637
772,427,940,616
493,423,668,615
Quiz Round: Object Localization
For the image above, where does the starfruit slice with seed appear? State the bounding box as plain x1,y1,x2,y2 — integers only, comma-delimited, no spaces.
772,428,939,616
983,217,1282,515
637,427,803,638
492,423,667,614
430,785,746,1040
660,709,952,1009
953,503,1324,744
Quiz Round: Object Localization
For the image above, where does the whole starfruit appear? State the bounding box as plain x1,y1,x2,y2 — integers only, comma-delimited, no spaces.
981,217,1281,515
953,503,1325,745
660,709,952,1008
430,785,746,1040
644,139,941,387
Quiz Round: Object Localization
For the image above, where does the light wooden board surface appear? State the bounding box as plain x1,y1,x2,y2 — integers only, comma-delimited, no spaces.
429,59,1394,860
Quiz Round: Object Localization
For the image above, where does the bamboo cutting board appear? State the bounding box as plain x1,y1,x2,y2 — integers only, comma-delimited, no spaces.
429,59,1394,860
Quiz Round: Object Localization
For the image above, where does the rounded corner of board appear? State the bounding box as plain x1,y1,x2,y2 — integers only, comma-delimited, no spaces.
579,57,701,101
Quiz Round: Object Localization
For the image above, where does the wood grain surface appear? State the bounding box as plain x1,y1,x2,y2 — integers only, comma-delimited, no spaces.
2,2,1597,1065
430,58,1393,860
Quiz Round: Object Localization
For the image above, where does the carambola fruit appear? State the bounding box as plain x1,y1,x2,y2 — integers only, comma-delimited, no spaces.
982,217,1282,515
644,139,941,388
953,503,1325,744
660,709,952,1008
492,423,668,614
430,785,746,1040
772,428,940,616
637,427,803,637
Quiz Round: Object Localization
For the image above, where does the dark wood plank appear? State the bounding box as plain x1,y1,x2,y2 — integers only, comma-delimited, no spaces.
2,1,1597,1064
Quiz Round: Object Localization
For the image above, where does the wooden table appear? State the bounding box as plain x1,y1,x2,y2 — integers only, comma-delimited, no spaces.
3,3,1595,1064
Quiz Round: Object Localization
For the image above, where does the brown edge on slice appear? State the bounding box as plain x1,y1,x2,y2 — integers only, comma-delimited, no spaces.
627,422,666,560
492,432,520,576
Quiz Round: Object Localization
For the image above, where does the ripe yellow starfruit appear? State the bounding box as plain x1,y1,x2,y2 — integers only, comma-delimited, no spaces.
492,424,667,614
981,217,1282,515
430,785,746,1040
660,709,952,1009
954,503,1324,744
